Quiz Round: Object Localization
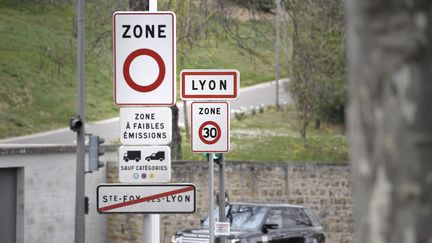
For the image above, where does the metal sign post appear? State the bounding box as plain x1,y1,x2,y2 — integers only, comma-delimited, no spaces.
209,153,215,243
144,1,160,241
218,153,227,243
182,70,240,243
74,0,86,241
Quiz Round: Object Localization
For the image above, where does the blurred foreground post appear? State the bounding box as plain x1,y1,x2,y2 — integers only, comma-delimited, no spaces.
346,0,432,242
74,0,86,241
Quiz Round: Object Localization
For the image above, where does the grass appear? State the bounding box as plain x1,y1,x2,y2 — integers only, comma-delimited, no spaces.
181,106,348,163
0,0,282,139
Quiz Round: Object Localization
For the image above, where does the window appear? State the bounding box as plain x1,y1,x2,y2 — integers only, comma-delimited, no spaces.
281,208,312,227
265,208,283,227
203,205,268,231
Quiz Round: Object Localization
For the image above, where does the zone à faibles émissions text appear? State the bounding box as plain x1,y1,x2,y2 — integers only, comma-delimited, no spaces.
123,121,167,140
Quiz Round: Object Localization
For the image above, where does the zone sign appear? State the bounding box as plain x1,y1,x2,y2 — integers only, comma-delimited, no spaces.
191,102,230,152
113,11,176,106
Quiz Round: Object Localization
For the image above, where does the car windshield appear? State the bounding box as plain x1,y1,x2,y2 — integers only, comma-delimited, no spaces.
203,205,268,231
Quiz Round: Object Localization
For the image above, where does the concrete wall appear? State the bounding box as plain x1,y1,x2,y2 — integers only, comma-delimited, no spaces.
107,161,354,243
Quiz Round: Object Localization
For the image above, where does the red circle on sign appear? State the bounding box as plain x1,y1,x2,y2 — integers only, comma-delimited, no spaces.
198,121,222,145
123,48,166,92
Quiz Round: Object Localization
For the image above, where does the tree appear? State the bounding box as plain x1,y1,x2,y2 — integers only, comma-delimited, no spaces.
346,0,432,242
169,0,211,141
283,0,346,146
228,0,275,13
129,0,182,160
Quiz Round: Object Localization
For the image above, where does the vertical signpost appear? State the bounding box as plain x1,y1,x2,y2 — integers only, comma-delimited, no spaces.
181,69,240,243
113,6,176,242
74,0,85,242
98,3,196,242
113,9,177,242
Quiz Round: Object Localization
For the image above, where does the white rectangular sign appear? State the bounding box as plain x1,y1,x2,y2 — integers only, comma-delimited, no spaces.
191,102,230,152
181,69,240,100
119,146,171,183
120,107,172,145
97,184,196,214
215,222,231,236
114,12,176,106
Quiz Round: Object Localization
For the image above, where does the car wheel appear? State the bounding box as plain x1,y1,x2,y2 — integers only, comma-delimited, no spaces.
147,159,150,162
135,158,140,162
160,158,163,161
125,159,129,162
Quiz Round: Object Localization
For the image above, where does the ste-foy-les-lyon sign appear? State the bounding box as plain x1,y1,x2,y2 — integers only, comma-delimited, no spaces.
97,184,196,214
114,12,176,106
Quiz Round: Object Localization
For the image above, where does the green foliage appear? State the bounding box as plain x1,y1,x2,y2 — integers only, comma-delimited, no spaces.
0,0,280,139
285,0,347,125
182,108,348,163
228,0,275,13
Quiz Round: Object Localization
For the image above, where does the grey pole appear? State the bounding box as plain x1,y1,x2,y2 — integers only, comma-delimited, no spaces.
142,1,161,242
75,0,86,241
209,153,215,243
275,0,281,110
218,154,226,243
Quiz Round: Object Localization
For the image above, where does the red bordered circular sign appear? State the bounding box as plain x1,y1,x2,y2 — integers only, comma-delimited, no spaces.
123,48,166,92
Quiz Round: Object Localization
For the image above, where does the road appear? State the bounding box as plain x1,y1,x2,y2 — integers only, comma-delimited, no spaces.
0,79,290,145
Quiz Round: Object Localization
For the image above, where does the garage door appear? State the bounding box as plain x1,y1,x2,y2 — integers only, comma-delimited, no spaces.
0,168,17,243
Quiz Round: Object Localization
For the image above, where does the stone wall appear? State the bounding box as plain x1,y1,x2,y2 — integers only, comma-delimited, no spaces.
107,161,353,243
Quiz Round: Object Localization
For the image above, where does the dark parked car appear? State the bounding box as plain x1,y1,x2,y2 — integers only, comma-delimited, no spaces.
171,202,325,243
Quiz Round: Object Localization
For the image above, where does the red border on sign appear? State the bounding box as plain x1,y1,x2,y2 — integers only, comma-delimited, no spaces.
98,185,194,213
181,71,238,99
113,12,175,106
190,102,230,153
96,183,196,214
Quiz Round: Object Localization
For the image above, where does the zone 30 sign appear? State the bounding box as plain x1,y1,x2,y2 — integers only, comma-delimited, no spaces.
113,12,176,106
191,102,230,152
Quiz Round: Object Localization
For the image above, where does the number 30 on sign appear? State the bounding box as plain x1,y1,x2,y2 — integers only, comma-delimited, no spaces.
191,102,230,152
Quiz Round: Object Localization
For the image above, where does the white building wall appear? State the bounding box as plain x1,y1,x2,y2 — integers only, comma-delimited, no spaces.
0,145,117,243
